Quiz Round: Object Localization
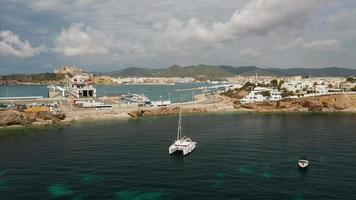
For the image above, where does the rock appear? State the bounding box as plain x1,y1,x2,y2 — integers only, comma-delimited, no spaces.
0,110,28,126
127,110,144,118
233,94,356,112
308,104,323,112
128,106,208,118
0,110,65,127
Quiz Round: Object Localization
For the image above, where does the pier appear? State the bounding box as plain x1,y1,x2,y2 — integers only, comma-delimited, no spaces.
0,96,43,101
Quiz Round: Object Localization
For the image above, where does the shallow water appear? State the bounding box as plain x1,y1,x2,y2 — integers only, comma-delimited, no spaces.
0,113,356,199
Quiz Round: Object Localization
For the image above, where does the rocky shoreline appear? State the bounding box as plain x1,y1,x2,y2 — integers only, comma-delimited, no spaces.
235,94,356,112
127,107,210,118
0,110,67,128
1,94,355,130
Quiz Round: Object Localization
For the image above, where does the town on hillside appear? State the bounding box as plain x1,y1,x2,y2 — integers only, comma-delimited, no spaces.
1,65,356,127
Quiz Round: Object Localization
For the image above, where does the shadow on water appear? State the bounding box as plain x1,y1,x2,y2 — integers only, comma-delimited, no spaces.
298,167,309,177
169,150,196,162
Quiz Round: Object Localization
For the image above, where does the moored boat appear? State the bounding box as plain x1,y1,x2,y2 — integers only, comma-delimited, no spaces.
169,107,196,156
298,158,310,168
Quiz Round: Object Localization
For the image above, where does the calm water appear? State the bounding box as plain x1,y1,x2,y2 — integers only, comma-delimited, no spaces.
0,83,208,103
1,113,356,200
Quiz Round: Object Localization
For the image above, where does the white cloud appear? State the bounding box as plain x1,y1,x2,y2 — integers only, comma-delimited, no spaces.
0,30,43,58
54,25,109,56
302,39,346,52
31,0,65,11
277,37,304,50
277,37,347,52
240,48,262,57
156,0,322,50
3,0,356,71
155,18,219,51
328,8,356,31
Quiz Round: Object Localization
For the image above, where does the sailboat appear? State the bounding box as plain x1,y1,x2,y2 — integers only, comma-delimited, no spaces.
169,107,197,156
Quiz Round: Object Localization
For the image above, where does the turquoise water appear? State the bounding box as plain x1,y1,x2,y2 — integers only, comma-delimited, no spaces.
0,83,208,103
0,113,356,199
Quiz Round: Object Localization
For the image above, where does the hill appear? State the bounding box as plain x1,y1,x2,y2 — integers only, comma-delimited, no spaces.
106,64,235,80
101,65,356,78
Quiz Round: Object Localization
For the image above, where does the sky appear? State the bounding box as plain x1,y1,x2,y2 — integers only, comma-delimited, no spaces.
1,0,356,74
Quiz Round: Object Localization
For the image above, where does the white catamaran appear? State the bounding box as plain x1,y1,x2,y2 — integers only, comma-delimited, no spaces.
169,107,197,156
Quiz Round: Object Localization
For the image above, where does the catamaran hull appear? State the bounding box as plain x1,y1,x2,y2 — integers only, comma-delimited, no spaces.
169,145,178,154
169,142,196,156
182,143,196,155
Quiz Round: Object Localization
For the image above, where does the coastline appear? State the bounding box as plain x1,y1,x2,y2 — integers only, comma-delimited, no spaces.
1,94,356,131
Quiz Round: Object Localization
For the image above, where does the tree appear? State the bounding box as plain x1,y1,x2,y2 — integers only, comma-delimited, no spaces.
241,81,255,92
270,79,278,88
278,80,284,90
281,91,295,98
260,90,270,97
346,77,355,83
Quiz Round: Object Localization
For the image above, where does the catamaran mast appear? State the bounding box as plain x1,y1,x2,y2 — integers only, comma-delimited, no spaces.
177,107,182,140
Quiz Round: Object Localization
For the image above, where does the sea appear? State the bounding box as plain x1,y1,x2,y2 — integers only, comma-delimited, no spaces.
0,83,210,103
1,113,356,199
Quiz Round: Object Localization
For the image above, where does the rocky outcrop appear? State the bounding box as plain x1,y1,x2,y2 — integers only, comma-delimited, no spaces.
128,107,209,118
237,94,356,112
0,110,65,127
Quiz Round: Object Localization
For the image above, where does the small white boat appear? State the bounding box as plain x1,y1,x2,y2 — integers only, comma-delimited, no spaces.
169,107,196,156
298,158,310,168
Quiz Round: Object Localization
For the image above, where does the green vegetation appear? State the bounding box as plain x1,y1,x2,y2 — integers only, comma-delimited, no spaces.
346,77,355,83
278,80,284,90
281,90,295,98
221,82,255,99
0,73,65,84
260,90,271,97
270,79,278,88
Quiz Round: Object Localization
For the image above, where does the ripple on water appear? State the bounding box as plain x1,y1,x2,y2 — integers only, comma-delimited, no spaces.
48,184,74,197
0,170,6,191
212,172,228,188
216,172,227,178
0,170,6,176
261,172,272,178
237,166,254,174
81,174,103,183
293,193,305,200
71,194,86,200
114,191,162,200
0,180,7,191
260,162,271,169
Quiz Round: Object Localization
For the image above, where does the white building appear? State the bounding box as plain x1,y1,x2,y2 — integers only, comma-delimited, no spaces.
307,85,343,94
240,87,282,104
69,75,96,98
